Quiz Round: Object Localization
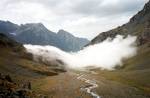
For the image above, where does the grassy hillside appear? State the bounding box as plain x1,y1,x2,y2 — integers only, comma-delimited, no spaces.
0,35,88,97
0,33,68,97
0,33,149,97
86,1,150,95
94,43,150,94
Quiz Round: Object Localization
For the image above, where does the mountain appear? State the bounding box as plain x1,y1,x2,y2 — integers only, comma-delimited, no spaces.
57,29,90,51
14,23,59,46
88,1,150,46
87,0,150,70
0,1,150,97
0,33,66,75
1,33,146,98
87,0,150,94
0,21,89,52
0,33,68,97
0,21,19,37
0,21,19,33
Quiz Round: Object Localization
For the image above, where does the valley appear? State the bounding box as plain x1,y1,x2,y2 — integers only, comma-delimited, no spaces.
0,35,149,98
0,0,150,98
29,70,150,98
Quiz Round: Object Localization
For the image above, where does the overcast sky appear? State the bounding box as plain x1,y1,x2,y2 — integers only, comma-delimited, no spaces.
0,0,148,39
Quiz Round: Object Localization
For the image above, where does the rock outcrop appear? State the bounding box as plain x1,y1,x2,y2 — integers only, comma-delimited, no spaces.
88,0,150,46
0,73,47,98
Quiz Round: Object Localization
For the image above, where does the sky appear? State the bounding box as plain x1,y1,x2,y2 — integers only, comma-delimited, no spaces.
0,0,148,39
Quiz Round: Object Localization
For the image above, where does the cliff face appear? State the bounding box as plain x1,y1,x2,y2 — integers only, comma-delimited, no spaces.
88,1,150,46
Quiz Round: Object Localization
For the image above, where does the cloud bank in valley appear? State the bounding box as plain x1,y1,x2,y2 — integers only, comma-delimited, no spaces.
24,35,137,70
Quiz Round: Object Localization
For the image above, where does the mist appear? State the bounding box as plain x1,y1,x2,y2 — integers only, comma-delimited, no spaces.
24,35,137,70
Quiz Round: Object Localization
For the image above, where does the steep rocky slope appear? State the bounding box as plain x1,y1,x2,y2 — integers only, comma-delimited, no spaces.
88,1,150,46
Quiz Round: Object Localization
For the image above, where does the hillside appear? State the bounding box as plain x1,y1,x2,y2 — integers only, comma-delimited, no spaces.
88,0,150,70
0,21,89,52
0,21,19,36
0,33,72,97
0,33,67,80
57,29,89,51
88,1,150,46
0,1,150,97
0,33,94,98
87,0,150,94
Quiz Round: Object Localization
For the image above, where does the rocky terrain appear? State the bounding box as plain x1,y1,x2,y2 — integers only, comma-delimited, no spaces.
0,73,48,98
88,1,150,46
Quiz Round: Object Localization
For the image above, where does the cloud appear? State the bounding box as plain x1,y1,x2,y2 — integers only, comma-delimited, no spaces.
71,0,148,17
0,0,148,39
24,35,137,70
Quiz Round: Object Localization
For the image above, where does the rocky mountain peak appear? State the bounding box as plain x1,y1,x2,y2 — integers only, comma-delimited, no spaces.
57,29,74,37
0,20,19,33
144,0,150,12
130,0,150,23
20,23,46,30
0,21,89,52
88,1,150,46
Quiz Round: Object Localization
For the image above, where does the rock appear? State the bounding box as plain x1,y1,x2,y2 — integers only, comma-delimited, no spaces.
0,73,47,98
22,81,32,90
5,75,13,82
137,29,150,45
88,1,150,46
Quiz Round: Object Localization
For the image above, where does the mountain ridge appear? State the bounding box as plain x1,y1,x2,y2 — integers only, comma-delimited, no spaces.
88,0,150,46
86,1,150,94
0,20,89,52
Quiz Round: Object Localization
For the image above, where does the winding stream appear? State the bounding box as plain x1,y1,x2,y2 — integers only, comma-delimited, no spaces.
77,74,101,98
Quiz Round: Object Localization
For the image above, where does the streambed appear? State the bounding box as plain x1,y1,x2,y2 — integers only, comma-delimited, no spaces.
76,74,101,98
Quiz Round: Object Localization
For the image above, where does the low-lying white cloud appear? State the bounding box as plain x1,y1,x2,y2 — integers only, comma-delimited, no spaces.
24,35,137,70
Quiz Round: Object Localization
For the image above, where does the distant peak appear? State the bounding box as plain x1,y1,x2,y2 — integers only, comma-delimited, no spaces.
57,29,74,36
0,20,10,23
20,23,47,30
0,20,18,26
58,29,67,33
22,22,44,27
35,23,44,27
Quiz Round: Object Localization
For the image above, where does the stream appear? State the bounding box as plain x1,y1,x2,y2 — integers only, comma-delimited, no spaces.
76,74,101,98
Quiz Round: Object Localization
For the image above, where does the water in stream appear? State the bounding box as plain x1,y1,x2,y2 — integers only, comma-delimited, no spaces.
76,74,101,98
